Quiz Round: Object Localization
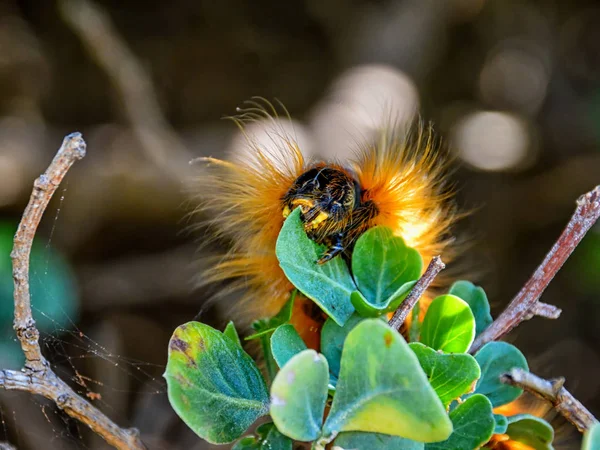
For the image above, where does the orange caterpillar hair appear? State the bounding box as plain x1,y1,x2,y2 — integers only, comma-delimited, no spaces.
193,101,457,346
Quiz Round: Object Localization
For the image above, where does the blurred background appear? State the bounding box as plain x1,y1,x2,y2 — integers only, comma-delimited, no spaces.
0,0,599,448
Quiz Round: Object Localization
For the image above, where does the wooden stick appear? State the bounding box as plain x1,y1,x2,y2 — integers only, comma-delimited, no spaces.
1,133,146,450
389,256,445,331
470,186,600,354
501,368,598,433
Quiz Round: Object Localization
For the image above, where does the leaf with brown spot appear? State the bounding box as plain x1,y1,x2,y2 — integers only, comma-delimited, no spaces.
164,321,269,444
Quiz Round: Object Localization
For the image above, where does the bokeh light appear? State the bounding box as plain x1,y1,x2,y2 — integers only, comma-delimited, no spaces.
452,110,533,172
309,64,419,159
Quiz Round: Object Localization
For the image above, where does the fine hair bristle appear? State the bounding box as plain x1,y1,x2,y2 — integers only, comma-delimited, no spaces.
191,101,462,334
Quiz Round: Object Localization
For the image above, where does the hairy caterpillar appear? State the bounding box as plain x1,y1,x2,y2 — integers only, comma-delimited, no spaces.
193,100,457,347
191,100,579,448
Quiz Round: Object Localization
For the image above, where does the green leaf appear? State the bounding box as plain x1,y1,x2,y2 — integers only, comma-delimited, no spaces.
271,324,307,368
505,414,554,450
334,432,424,450
408,343,481,407
425,394,495,450
323,319,452,443
350,282,416,317
583,422,600,450
246,291,296,340
321,313,364,383
224,321,242,347
473,342,529,407
275,209,356,326
164,322,269,444
493,414,508,434
351,227,422,310
420,295,476,353
270,349,329,441
233,423,293,450
448,281,492,336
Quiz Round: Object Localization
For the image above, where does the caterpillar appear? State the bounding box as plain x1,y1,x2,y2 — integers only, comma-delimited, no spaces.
192,99,457,348
192,99,577,448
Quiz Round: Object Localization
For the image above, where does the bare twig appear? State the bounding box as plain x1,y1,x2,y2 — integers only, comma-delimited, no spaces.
501,368,599,433
58,0,190,178
389,256,445,331
1,133,146,450
470,186,600,354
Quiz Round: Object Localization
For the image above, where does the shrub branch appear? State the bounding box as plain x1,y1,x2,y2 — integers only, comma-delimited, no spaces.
501,368,599,433
0,133,146,450
470,186,600,354
389,256,445,331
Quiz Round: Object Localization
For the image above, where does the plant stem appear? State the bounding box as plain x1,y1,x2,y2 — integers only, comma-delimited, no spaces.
470,186,600,354
501,368,598,433
389,256,445,331
2,133,146,450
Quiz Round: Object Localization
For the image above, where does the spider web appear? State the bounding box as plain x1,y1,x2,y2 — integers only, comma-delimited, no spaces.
0,187,183,450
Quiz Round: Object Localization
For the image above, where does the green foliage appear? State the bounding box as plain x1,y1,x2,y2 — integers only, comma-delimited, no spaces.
420,294,476,353
472,341,529,407
408,342,480,407
425,394,495,450
165,214,560,450
233,423,292,450
270,324,307,368
270,350,329,441
334,432,424,450
505,414,554,450
224,321,242,347
351,227,422,316
583,422,600,450
247,293,296,382
164,322,269,444
493,414,508,434
448,281,492,336
323,319,452,443
320,313,364,385
0,222,79,368
275,209,355,326
246,291,295,340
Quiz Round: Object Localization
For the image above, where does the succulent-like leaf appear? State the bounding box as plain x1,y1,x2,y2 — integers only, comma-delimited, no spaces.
271,324,307,368
233,423,293,450
409,343,481,407
323,319,452,443
350,281,416,317
351,227,422,314
505,414,554,450
246,291,296,340
276,208,355,326
420,295,476,353
493,414,508,434
334,432,424,450
320,313,364,383
425,394,495,450
583,422,600,450
472,342,529,407
448,281,492,336
270,349,329,441
164,322,269,444
224,321,242,347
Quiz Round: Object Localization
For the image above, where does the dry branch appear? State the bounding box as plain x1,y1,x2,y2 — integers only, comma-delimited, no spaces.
389,256,445,331
470,186,600,354
0,133,146,450
501,368,599,433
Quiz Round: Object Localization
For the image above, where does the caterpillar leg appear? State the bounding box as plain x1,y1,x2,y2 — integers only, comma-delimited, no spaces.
317,233,345,264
